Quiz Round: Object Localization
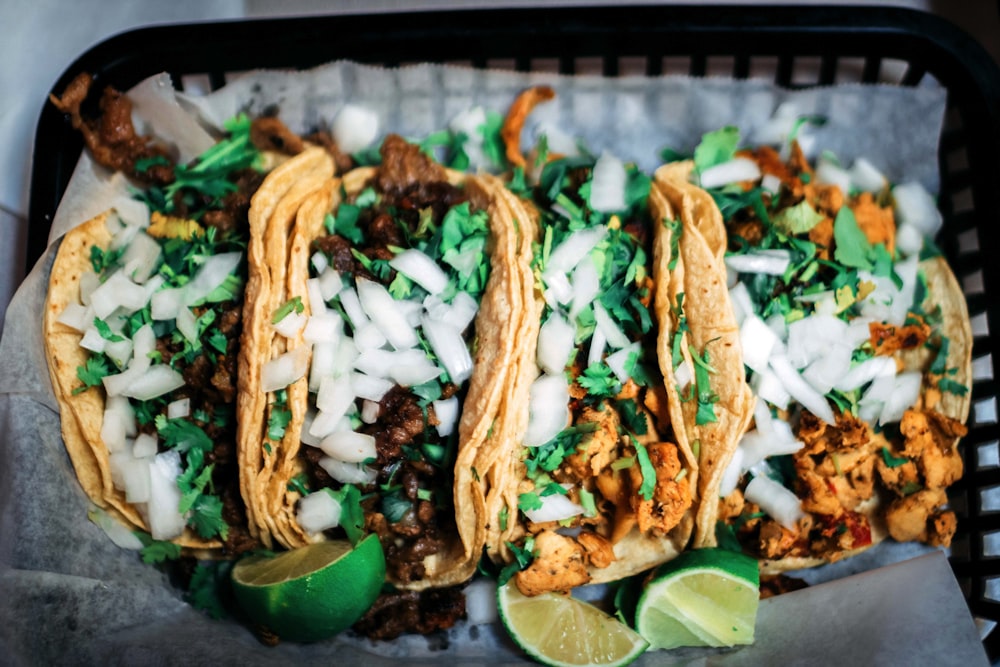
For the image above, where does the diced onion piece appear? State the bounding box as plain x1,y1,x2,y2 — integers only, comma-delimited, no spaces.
445,291,480,333
464,577,500,625
261,345,311,393
389,249,449,295
421,316,473,385
80,327,108,354
893,182,942,238
122,365,186,401
698,157,761,189
316,374,355,424
300,410,322,446
719,448,745,498
724,250,790,276
79,271,100,306
761,173,782,194
523,489,585,523
674,360,693,391
769,353,836,425
740,314,778,375
537,312,576,375
332,104,379,154
122,456,152,503
745,474,804,530
785,314,848,369
131,324,156,373
357,278,418,350
167,398,190,420
850,157,887,193
833,355,896,393
112,196,151,230
337,285,369,329
303,311,344,344
146,451,186,541
895,223,924,258
606,342,641,384
352,372,393,402
450,106,490,170
588,327,607,368
318,267,343,303
311,251,329,276
133,432,158,458
589,152,628,213
319,430,376,463
318,457,378,485
802,343,855,395
353,323,388,351
360,400,380,424
814,157,851,195
58,302,92,332
102,395,136,453
90,270,149,319
176,306,199,342
541,269,574,306
309,341,337,392
273,310,308,339
738,427,804,470
728,282,754,326
434,396,459,437
354,348,442,387
151,287,185,321
753,395,775,438
878,371,923,425
546,226,609,276
593,301,630,349
753,368,791,411
524,374,570,447
569,258,601,321
305,278,328,318
121,231,162,284
183,252,242,305
309,408,346,440
297,491,342,534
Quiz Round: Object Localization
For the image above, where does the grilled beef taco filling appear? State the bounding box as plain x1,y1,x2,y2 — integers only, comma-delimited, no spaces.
46,111,271,553
676,129,971,568
502,155,694,595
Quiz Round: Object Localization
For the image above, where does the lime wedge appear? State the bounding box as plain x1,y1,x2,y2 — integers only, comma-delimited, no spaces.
497,580,649,667
634,548,759,650
231,534,385,642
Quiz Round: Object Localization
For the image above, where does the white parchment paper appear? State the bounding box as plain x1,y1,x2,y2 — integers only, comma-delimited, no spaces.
0,61,986,665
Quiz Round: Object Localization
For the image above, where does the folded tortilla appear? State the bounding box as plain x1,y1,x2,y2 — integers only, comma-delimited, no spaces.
241,136,531,589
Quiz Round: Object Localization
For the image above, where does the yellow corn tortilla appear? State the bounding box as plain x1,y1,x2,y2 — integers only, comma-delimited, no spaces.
242,160,529,589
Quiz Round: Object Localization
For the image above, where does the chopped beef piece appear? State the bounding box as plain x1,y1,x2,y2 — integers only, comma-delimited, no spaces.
376,134,448,197
312,234,355,273
367,211,405,248
352,586,466,640
303,130,355,174
250,116,305,155
200,169,266,234
367,386,428,464
759,574,808,599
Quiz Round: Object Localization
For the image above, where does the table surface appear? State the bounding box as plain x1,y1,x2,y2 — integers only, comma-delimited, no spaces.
2,0,997,325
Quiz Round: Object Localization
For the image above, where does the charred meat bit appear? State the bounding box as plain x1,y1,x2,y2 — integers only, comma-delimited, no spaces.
759,574,808,599
312,234,356,273
376,134,448,198
250,116,305,155
352,586,466,640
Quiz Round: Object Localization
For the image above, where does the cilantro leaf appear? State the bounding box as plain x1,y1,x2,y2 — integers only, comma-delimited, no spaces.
190,494,228,540
938,378,969,396
881,447,910,469
833,207,874,270
518,492,543,513
772,200,825,235
155,416,213,453
186,561,232,620
271,296,304,324
616,399,649,436
498,536,536,586
333,203,365,244
75,356,112,393
267,404,292,441
136,531,182,564
694,126,740,174
326,485,365,546
632,437,657,501
578,363,621,398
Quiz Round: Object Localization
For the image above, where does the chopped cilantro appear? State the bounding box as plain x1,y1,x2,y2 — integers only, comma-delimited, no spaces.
190,494,228,540
155,415,213,452
578,363,621,398
498,536,536,586
632,437,657,501
93,318,125,343
333,203,364,244
579,487,597,517
136,531,182,564
267,404,292,441
75,356,111,393
688,344,719,425
498,506,509,532
287,473,310,495
326,485,365,545
518,492,543,513
616,399,649,436
833,207,874,270
772,200,825,235
186,561,232,620
694,126,740,174
271,296,304,324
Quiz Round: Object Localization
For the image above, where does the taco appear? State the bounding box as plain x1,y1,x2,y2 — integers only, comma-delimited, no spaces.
43,73,333,553
657,129,972,573
239,133,532,597
478,146,747,596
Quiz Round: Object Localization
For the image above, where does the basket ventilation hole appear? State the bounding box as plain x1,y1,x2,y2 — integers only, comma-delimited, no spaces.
958,228,980,255
974,398,997,425
980,486,1000,513
978,441,1000,470
971,312,990,338
973,355,994,382
964,271,985,296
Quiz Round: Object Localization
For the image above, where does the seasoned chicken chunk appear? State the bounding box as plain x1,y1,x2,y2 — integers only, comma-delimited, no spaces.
514,530,591,596
564,405,621,481
885,488,948,543
632,443,692,535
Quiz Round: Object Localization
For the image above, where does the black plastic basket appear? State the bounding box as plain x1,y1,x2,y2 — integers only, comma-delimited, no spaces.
28,4,1000,659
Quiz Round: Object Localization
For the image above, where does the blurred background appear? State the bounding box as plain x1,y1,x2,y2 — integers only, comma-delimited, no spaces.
1,0,997,324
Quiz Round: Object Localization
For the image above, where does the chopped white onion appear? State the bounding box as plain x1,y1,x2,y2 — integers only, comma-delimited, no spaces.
674,359,693,391
878,371,922,425
769,353,836,425
273,310,308,339
728,282,754,326
337,285,369,330
58,302,92,332
79,271,100,306
725,250,791,276
303,311,344,344
311,251,330,276
318,457,378,485
261,345,311,393
761,173,782,195
444,291,480,332
389,248,450,295
593,301,630,349
398,299,424,328
753,368,791,410
814,157,852,195
745,473,804,531
421,316,473,385
895,223,924,258
90,270,149,319
606,342,641,383
464,577,500,626
589,152,627,213
297,491,342,534
524,374,570,447
354,348,442,387
101,395,135,453
112,196,151,230
833,356,896,393
151,287,185,321
698,157,762,189
121,231,162,284
588,326,607,368
352,322,388,351
315,267,342,304
309,341,337,392
537,312,577,375
360,400,380,424
316,374,355,424
121,456,152,503
524,488,586,523
541,269,574,306
718,447,745,498
300,410,322,447
176,306,199,342
753,395,775,438
739,426,804,471
182,252,242,306
849,157,887,193
740,314,778,375
893,182,942,238
122,365,186,401
352,372,394,402
546,226,608,276
801,342,855,395
357,278,418,350
146,450,186,541
133,433,158,458
434,396,459,437
167,398,190,420
332,104,379,154
569,257,601,321
319,430,377,463
80,327,108,354
785,314,848,369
